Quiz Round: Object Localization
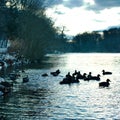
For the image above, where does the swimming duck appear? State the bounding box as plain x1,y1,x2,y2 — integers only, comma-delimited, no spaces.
102,70,112,75
72,70,78,76
78,73,87,79
51,69,60,76
60,72,79,84
42,73,48,77
84,72,92,81
90,74,101,81
99,79,111,87
23,75,29,83
60,77,79,84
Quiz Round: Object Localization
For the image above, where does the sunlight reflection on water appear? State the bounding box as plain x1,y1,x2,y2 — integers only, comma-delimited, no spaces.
0,53,120,120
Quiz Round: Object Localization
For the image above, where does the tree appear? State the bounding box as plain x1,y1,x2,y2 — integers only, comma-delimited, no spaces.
72,32,101,52
16,10,57,60
0,0,60,61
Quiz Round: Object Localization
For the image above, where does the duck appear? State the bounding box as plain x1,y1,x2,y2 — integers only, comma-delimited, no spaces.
51,69,60,76
60,72,72,84
42,73,48,77
60,72,79,84
102,70,112,75
90,74,101,81
77,72,86,79
23,75,29,83
59,78,71,84
84,72,92,81
72,70,78,76
99,79,111,87
59,77,79,84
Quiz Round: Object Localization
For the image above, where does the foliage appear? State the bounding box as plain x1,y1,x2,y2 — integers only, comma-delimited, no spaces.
0,0,63,61
16,10,57,60
72,28,120,52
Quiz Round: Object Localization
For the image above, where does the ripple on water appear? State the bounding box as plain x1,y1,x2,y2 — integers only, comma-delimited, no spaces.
0,53,120,120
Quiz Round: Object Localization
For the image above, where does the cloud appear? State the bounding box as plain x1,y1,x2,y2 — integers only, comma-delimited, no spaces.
95,0,120,8
44,0,84,8
86,0,120,11
44,0,63,7
46,0,120,35
54,10,65,15
63,0,83,8
46,5,120,35
45,0,120,11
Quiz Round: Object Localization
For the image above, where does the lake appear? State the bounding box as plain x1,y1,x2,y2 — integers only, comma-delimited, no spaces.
0,53,120,120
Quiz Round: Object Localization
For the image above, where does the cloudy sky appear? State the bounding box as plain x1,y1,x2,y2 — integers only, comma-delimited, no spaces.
46,0,120,35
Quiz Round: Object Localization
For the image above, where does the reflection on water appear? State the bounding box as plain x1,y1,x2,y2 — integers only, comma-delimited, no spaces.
0,53,120,120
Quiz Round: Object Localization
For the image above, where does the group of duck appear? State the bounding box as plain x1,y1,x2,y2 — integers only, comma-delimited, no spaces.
0,70,29,96
60,70,101,85
42,69,112,88
60,70,112,87
42,69,112,87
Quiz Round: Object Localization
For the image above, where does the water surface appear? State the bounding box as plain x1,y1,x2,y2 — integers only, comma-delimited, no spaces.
0,53,120,120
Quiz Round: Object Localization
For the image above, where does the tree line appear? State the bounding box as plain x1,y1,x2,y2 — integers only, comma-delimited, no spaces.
71,27,120,53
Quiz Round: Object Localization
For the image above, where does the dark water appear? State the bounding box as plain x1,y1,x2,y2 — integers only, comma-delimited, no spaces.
0,53,120,120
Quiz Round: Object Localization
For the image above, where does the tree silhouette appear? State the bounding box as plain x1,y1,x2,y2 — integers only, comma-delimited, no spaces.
0,0,64,61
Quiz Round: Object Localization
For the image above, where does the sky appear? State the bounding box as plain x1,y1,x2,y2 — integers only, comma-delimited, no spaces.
46,0,120,36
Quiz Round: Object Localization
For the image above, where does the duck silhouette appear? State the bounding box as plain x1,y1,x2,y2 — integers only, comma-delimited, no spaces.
42,73,48,77
102,70,112,75
76,72,86,79
84,72,92,81
90,74,101,81
99,79,111,87
60,72,80,84
23,75,29,83
51,69,60,76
